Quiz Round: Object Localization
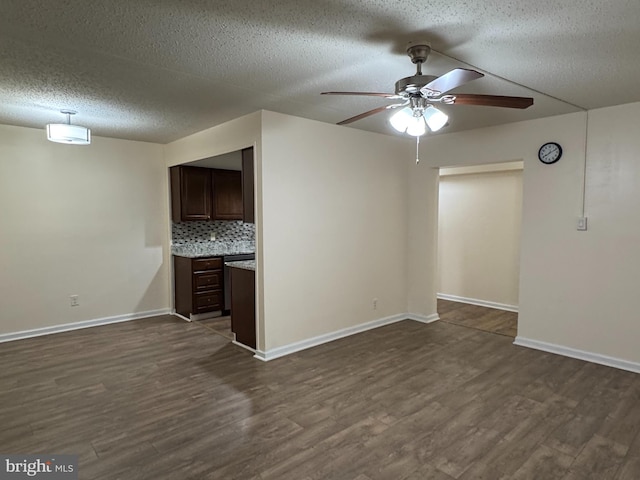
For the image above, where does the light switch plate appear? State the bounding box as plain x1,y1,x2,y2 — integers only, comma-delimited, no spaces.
577,217,588,231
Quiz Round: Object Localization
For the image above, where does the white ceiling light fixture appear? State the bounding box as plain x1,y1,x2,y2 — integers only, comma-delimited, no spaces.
389,98,448,137
46,110,91,145
406,115,427,136
387,97,449,165
388,107,414,134
423,105,448,132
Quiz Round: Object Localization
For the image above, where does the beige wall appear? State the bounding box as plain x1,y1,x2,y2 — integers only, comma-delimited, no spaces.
162,111,266,347
164,111,261,167
0,124,169,335
7,99,640,369
410,102,640,365
438,168,522,307
163,110,412,353
522,101,640,363
407,163,439,316
260,111,410,351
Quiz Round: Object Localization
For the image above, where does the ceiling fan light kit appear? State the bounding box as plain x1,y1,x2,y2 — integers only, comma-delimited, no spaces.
390,105,447,136
46,110,91,145
423,105,449,131
321,41,534,143
390,107,417,134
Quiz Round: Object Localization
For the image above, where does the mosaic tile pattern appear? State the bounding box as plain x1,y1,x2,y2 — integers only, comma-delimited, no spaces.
172,220,255,245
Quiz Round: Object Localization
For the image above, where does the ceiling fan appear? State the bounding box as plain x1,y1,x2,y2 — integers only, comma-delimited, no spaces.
322,42,534,136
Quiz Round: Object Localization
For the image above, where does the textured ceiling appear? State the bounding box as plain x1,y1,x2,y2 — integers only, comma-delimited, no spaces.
1,0,639,143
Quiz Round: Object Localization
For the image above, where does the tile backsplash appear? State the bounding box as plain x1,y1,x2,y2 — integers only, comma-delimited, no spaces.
172,220,255,245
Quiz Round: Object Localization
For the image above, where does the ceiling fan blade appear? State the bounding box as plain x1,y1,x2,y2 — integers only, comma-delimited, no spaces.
322,91,402,99
336,103,404,125
450,94,534,109
421,68,484,96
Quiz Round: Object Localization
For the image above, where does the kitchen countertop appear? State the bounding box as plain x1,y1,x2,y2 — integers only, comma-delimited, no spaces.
171,241,255,258
225,260,256,271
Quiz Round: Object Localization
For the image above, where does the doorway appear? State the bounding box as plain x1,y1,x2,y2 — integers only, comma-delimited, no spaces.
436,162,523,337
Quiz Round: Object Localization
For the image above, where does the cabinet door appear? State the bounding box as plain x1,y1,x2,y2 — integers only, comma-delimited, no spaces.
181,167,213,221
241,147,255,224
230,267,256,348
173,255,193,317
212,169,243,220
171,166,212,221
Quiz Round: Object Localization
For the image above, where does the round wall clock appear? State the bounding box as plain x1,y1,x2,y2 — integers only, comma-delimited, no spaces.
538,142,563,164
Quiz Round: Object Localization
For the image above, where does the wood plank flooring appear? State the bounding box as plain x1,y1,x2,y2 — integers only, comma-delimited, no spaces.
1,314,639,479
196,315,234,340
438,298,518,337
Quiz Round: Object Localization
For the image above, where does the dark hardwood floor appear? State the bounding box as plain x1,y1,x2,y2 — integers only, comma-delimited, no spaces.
438,298,518,337
1,314,639,479
196,315,233,340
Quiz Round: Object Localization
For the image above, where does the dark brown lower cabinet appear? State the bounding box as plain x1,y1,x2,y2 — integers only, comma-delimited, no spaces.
174,256,223,318
230,267,256,349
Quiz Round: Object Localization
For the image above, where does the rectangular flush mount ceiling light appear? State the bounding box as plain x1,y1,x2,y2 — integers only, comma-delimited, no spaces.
46,110,91,145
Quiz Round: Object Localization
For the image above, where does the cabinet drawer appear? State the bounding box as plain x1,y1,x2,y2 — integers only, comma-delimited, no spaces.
194,291,223,312
192,257,222,271
194,271,222,291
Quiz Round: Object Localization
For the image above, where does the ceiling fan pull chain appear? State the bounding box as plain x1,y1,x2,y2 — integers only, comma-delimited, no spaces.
416,135,420,164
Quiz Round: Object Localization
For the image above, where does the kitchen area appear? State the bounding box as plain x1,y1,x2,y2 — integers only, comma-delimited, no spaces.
170,147,257,350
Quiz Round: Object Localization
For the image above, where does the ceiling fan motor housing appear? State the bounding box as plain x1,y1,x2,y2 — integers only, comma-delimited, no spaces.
398,42,437,95
406,42,431,64
395,75,438,95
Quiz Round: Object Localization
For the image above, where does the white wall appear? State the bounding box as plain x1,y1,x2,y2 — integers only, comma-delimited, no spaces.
438,167,522,307
0,124,169,336
260,111,411,351
410,102,640,366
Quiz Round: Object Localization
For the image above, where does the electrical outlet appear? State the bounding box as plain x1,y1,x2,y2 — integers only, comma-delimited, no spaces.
577,217,588,231
70,295,79,307
372,298,378,310
210,232,216,241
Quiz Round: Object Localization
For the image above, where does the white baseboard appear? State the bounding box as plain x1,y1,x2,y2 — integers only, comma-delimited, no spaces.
514,336,640,374
407,313,440,324
254,313,414,362
0,308,172,344
437,293,518,313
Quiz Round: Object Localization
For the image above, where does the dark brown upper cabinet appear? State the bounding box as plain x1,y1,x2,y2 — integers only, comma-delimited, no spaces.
241,147,255,224
170,166,212,222
171,153,253,223
212,169,243,220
